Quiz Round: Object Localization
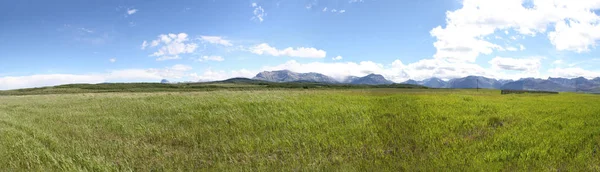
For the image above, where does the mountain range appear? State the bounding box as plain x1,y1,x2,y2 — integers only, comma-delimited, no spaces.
248,70,600,92
253,70,394,85
401,76,600,92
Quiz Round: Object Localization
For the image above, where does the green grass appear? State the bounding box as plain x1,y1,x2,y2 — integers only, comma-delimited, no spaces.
0,89,599,171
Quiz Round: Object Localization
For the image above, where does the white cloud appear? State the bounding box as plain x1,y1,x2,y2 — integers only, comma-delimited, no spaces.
548,20,600,52
505,46,518,51
430,25,503,62
127,8,138,15
143,33,198,61
332,56,343,60
141,40,148,50
249,43,327,58
252,4,266,22
489,56,541,72
548,67,600,79
199,36,233,46
196,56,225,62
0,74,105,90
156,56,182,61
431,0,600,62
327,8,345,14
0,64,194,90
109,58,116,63
150,40,160,47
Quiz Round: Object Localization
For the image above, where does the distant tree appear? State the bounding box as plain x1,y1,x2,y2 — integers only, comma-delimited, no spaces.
160,79,170,84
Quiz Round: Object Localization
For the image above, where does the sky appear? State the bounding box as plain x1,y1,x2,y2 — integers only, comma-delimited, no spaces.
1,0,600,90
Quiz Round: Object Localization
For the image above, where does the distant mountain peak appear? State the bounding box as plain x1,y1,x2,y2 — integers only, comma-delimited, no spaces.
364,74,385,78
348,74,394,85
402,81,416,85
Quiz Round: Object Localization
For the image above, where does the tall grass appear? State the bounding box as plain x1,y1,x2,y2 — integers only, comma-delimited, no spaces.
0,90,598,171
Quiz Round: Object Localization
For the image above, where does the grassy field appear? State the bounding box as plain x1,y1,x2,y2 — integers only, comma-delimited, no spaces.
0,80,425,96
1,89,599,171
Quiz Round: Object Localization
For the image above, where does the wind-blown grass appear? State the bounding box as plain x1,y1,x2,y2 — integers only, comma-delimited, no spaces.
0,89,599,171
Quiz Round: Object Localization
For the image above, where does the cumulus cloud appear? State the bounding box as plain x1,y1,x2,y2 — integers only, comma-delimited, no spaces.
548,20,600,52
0,64,194,90
249,43,327,58
489,56,541,72
195,55,225,62
109,58,116,63
199,36,233,46
332,56,343,60
431,0,600,62
142,33,198,61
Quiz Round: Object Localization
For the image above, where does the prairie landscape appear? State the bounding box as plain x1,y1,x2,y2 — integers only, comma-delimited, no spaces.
5,0,600,171
1,84,599,171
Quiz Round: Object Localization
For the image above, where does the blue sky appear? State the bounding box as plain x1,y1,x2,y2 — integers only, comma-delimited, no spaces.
1,0,600,89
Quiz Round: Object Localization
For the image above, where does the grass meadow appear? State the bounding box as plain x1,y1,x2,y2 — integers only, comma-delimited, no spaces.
1,89,599,171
